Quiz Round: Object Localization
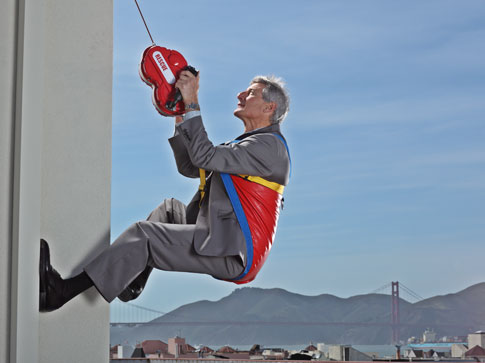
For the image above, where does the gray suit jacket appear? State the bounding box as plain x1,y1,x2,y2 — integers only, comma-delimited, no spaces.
168,115,290,265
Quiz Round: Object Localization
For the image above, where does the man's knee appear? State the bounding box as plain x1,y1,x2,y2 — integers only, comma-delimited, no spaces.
135,220,153,235
211,256,245,281
147,198,186,223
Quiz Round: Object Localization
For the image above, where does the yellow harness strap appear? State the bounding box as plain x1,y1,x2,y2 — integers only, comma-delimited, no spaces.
198,168,284,207
238,175,285,194
198,169,206,205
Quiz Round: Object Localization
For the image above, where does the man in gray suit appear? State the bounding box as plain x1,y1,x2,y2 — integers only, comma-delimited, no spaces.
39,72,290,312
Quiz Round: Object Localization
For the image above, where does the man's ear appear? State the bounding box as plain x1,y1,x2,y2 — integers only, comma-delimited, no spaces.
264,102,277,114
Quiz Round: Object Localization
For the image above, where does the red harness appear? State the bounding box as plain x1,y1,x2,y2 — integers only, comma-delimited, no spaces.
220,133,290,284
228,175,283,284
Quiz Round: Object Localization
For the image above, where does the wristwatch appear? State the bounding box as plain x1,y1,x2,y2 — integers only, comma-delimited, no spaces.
185,102,200,111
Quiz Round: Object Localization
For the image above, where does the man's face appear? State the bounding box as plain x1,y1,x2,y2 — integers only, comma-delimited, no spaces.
234,83,271,123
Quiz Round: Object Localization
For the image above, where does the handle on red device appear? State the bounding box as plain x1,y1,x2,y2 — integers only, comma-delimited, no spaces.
166,66,199,110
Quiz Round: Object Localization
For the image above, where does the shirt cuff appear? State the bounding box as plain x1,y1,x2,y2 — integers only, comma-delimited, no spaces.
183,110,201,121
174,110,201,135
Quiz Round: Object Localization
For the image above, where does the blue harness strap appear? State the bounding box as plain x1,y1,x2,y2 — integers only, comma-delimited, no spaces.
272,133,292,177
221,133,291,281
220,173,253,280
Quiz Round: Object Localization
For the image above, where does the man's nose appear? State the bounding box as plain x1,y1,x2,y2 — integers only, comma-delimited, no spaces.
237,91,246,100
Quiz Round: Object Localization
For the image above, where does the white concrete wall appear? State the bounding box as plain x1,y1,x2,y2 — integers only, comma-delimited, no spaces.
1,0,113,362
9,1,45,361
38,0,113,362
0,1,17,362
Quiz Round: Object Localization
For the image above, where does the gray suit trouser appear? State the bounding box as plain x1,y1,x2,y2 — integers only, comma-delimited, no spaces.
84,198,244,302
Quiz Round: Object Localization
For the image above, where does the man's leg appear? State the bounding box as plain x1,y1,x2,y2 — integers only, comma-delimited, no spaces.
118,198,187,301
83,217,244,303
40,198,244,311
147,198,187,225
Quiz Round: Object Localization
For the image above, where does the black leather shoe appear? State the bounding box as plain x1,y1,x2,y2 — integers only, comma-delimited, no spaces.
118,266,153,302
39,239,67,312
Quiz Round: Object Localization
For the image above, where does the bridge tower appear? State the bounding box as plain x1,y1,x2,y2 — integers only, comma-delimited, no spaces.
391,281,400,344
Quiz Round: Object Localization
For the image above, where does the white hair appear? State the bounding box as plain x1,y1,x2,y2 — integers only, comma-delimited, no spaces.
251,75,290,124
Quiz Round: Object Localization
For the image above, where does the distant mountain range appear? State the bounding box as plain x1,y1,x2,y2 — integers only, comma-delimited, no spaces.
111,282,485,346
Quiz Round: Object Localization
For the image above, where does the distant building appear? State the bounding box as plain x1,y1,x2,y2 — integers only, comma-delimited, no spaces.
406,349,449,359
110,344,119,359
126,337,200,359
451,344,468,358
465,345,485,362
217,345,237,353
250,344,263,355
423,328,437,343
168,336,191,357
112,336,221,360
405,349,424,359
198,345,214,354
262,348,287,360
114,344,135,359
305,344,318,351
328,345,372,361
317,343,326,352
131,346,146,358
408,336,419,344
469,331,485,349
141,340,168,357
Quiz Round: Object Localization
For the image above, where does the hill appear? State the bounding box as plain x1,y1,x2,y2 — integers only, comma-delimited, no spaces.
111,282,485,346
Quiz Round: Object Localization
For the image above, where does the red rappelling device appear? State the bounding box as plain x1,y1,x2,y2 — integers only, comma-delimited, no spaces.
134,0,197,116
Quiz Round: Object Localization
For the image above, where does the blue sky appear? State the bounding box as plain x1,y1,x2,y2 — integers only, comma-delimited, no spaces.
111,0,485,313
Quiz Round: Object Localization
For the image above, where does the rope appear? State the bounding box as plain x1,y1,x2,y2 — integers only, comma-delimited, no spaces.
133,0,155,45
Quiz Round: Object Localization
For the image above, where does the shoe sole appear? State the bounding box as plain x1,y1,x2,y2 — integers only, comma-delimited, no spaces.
39,239,48,311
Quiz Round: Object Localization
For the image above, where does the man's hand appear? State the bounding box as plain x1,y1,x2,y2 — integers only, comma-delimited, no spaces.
176,70,200,111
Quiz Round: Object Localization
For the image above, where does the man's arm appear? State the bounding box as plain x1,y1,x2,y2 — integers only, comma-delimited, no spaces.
167,111,205,178
173,70,289,183
166,72,202,178
168,131,200,178
176,116,289,184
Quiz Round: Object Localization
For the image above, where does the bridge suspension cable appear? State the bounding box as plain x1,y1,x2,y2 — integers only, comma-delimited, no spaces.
110,300,166,323
371,282,391,294
400,282,424,301
371,281,423,302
